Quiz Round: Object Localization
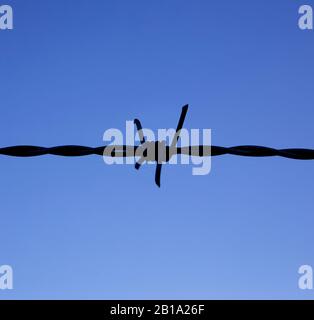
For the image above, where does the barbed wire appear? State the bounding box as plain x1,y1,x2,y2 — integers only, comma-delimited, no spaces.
0,145,313,159
1,105,313,186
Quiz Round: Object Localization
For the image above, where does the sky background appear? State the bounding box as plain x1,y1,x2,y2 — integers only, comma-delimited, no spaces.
0,0,313,299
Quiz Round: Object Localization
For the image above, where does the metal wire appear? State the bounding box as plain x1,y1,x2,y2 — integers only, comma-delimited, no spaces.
0,145,313,159
1,105,313,186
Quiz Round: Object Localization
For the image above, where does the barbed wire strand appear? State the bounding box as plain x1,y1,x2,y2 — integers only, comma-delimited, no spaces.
1,105,313,186
0,145,313,159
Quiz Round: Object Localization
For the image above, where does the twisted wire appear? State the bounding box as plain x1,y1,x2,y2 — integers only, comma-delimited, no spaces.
0,145,313,160
1,105,313,186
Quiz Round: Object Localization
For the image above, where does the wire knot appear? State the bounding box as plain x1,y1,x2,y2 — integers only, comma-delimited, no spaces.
133,105,189,187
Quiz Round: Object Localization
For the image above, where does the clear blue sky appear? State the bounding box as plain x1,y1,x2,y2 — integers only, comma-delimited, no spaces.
0,0,313,299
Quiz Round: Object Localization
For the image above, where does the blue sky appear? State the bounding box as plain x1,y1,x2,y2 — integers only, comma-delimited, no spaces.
0,0,313,299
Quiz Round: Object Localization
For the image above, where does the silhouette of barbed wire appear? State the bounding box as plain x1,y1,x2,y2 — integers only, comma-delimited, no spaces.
1,105,313,186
